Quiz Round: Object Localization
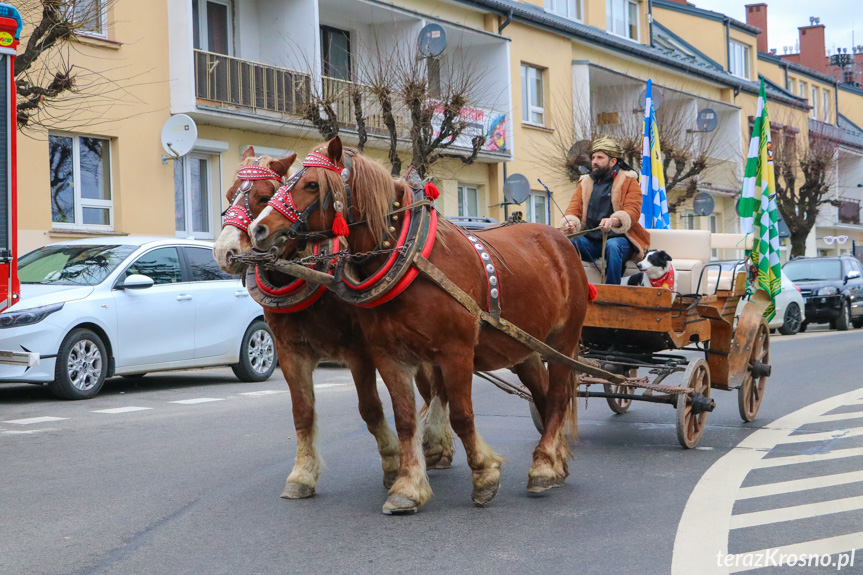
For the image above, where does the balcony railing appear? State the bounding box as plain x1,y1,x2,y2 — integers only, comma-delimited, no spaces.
194,50,311,116
321,76,410,135
838,199,861,225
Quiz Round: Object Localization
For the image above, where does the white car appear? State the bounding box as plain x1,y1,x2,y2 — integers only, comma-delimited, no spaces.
720,261,806,335
0,237,275,399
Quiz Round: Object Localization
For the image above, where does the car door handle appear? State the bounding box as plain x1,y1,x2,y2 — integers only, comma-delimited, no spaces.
177,294,193,301
234,290,249,298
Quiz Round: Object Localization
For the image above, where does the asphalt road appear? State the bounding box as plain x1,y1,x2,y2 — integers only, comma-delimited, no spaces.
2,326,862,575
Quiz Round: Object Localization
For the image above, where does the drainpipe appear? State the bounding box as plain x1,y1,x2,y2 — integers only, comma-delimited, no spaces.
835,80,840,124
648,0,654,47
498,9,513,34
724,17,731,72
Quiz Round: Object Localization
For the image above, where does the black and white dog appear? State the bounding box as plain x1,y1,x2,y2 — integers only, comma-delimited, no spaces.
627,249,678,301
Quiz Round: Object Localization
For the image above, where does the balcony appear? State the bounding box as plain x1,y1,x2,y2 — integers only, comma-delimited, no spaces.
321,76,410,136
193,50,312,118
838,199,861,225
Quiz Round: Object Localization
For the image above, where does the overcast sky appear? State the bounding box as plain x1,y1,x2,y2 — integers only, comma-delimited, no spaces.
683,1,858,56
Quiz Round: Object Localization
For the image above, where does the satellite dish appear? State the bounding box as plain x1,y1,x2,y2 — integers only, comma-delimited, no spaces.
638,86,663,110
693,192,715,216
417,23,447,58
696,108,719,132
161,114,198,158
503,173,531,205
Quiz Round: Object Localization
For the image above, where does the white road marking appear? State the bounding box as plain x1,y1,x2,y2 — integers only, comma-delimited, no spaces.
728,532,863,574
671,387,863,575
239,390,288,396
170,398,225,405
314,383,345,389
736,470,863,500
755,446,863,468
778,426,863,444
815,410,863,423
2,428,59,435
91,407,153,414
729,494,863,529
3,416,69,425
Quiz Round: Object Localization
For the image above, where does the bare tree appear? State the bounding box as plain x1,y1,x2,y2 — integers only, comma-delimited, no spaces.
14,0,122,130
772,120,840,257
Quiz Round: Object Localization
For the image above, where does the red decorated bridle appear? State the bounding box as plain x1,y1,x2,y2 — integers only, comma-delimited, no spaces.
222,158,284,232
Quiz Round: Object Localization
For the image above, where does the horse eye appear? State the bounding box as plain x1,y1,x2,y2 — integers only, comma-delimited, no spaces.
306,181,319,191
259,196,272,204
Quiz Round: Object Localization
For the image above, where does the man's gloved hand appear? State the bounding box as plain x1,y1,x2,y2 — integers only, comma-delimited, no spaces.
559,215,579,233
598,217,621,232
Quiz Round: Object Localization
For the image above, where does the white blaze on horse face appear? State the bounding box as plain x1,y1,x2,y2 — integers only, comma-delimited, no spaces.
213,225,244,274
249,205,275,250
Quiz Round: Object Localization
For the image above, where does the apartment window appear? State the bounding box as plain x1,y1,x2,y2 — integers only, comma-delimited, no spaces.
521,64,545,126
786,77,795,93
321,26,352,81
799,81,806,99
71,0,107,37
192,0,233,56
457,184,481,218
49,134,112,229
811,86,818,119
545,0,582,21
607,0,639,41
729,40,750,79
525,192,548,224
708,214,718,259
175,154,213,239
823,88,830,122
682,213,696,230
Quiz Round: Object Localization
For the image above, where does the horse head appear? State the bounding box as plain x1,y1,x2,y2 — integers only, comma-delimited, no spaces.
213,146,297,274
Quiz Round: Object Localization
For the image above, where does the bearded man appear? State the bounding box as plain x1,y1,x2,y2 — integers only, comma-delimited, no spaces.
559,136,650,285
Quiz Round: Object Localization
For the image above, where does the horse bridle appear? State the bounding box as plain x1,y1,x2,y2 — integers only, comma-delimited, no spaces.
266,151,355,243
222,157,285,233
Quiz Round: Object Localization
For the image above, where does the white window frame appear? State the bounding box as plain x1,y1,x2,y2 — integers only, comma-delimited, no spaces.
708,213,718,259
799,81,806,99
196,0,234,56
606,0,639,42
729,40,750,79
521,64,545,126
681,212,696,230
50,133,114,231
525,192,549,224
71,0,108,39
545,0,582,22
811,85,818,120
175,153,215,240
457,184,482,218
822,88,830,122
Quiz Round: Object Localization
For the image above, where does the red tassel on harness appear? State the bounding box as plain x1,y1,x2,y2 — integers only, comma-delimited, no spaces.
587,283,598,302
424,182,440,201
332,212,350,237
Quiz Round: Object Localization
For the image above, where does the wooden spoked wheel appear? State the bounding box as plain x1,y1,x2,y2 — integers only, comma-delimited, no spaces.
603,368,637,414
676,359,711,449
738,321,769,422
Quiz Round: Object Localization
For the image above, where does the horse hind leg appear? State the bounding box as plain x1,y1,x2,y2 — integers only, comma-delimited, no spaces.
279,350,322,500
376,360,433,515
528,362,577,493
513,353,549,426
346,353,400,489
419,364,454,469
442,355,506,506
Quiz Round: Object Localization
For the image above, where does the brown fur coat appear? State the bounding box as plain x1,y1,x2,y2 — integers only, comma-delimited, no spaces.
563,169,650,263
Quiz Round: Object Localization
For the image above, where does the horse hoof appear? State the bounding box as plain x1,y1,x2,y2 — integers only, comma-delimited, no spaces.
281,483,315,499
382,495,418,515
383,470,398,489
428,454,453,470
526,476,564,493
472,484,500,506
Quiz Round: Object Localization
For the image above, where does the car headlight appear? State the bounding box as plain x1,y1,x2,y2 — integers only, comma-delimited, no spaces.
0,302,64,329
817,286,839,296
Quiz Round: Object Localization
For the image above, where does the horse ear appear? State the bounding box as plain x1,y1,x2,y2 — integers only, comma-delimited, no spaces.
327,136,343,163
241,146,256,160
269,152,297,176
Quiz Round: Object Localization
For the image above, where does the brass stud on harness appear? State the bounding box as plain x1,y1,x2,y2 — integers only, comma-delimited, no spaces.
388,226,396,234
382,240,391,248
393,201,400,208
392,214,399,221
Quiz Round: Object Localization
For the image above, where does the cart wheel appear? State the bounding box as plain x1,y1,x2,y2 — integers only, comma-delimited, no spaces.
529,401,544,434
738,321,770,422
676,359,711,449
603,368,637,414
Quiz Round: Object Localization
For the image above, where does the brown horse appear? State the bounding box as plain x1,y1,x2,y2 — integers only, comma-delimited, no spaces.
249,137,587,513
213,148,454,500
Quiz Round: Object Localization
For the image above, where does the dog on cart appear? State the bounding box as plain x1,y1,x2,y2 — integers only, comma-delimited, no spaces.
627,249,677,301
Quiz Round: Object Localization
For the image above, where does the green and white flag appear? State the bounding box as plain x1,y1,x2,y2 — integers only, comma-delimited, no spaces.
738,79,782,320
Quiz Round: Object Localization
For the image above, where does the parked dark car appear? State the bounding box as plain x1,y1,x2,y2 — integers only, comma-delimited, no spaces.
782,256,863,331
448,216,499,230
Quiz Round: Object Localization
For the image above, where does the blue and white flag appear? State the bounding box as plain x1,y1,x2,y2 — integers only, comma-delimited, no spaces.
640,79,670,229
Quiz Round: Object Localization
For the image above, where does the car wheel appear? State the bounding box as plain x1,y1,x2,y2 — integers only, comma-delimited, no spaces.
49,328,109,400
232,320,276,382
778,302,803,336
835,300,851,331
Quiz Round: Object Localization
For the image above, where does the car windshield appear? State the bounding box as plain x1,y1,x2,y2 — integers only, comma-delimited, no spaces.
783,260,842,282
18,245,137,286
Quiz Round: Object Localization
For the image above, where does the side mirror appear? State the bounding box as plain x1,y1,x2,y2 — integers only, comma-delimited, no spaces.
118,274,154,290
845,270,861,283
